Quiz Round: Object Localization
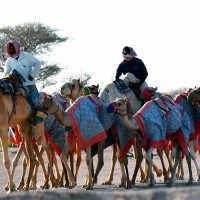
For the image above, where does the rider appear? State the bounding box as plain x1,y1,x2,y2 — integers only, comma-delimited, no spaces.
4,40,42,124
115,46,148,97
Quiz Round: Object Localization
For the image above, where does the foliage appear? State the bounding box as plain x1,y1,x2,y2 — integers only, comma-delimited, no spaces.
36,64,62,89
66,73,92,87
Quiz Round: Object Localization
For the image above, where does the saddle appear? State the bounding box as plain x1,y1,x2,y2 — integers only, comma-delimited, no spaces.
113,79,141,99
0,70,30,121
113,79,131,94
0,70,28,97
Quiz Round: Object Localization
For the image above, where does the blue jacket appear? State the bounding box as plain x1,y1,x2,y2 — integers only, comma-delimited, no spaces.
5,51,41,86
115,58,148,86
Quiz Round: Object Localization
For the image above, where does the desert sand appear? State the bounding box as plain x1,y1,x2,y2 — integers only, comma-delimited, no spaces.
0,147,200,200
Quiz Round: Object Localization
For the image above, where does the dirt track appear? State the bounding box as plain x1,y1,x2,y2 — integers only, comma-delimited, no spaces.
0,147,200,199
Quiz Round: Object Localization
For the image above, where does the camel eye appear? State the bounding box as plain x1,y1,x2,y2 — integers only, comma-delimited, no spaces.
117,103,122,107
71,84,75,88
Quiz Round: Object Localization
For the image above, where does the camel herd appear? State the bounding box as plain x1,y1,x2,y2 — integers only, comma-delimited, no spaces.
1,74,200,193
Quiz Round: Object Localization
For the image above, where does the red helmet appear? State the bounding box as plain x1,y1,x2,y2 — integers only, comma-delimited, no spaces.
5,40,21,58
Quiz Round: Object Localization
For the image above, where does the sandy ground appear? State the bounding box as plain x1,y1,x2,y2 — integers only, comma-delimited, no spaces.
0,146,200,200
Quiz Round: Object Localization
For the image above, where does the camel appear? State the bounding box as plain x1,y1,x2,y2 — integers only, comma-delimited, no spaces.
0,75,51,192
40,93,110,190
113,96,193,186
173,88,200,181
98,78,167,186
60,80,104,185
61,79,135,188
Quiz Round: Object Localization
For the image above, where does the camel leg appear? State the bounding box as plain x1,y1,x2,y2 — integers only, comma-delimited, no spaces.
189,142,200,181
185,149,193,184
59,164,65,187
30,155,40,190
17,156,28,190
60,141,76,189
39,135,58,188
164,147,173,178
132,141,144,185
33,122,57,188
53,152,61,181
85,147,93,190
69,151,74,177
0,133,16,193
22,132,36,190
177,158,184,180
74,148,82,181
118,148,127,188
157,148,169,182
102,144,117,185
123,156,131,189
167,144,181,186
146,147,156,187
33,146,50,189
4,145,24,191
93,140,105,185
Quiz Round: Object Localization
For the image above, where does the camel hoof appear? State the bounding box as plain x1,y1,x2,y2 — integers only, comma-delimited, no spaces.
93,177,98,185
148,179,156,187
186,179,193,185
196,176,200,182
166,181,173,187
4,186,9,191
85,185,93,190
102,179,112,185
59,183,64,187
119,182,126,188
40,183,50,189
125,181,132,189
69,183,76,189
30,185,37,190
6,186,16,193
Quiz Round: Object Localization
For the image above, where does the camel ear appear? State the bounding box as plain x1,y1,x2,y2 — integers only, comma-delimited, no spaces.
97,84,99,88
123,97,127,103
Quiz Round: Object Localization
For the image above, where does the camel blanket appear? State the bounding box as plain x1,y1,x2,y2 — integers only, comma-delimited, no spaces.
44,115,68,156
134,97,191,153
67,96,107,150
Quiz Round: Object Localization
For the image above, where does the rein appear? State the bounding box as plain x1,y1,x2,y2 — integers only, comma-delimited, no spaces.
51,104,60,115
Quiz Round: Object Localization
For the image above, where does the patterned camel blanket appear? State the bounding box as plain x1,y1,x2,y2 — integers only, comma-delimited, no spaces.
134,97,191,154
66,95,107,150
88,95,135,157
175,93,196,141
44,115,68,156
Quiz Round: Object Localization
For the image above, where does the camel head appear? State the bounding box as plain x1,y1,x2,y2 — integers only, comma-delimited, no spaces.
113,97,128,116
40,93,60,115
140,86,158,100
88,84,100,95
187,87,200,107
60,79,82,100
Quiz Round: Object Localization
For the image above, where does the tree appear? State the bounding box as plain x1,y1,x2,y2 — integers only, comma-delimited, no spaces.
66,73,92,86
0,22,68,87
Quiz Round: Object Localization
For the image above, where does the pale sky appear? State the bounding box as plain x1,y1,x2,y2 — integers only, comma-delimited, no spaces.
1,0,200,93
